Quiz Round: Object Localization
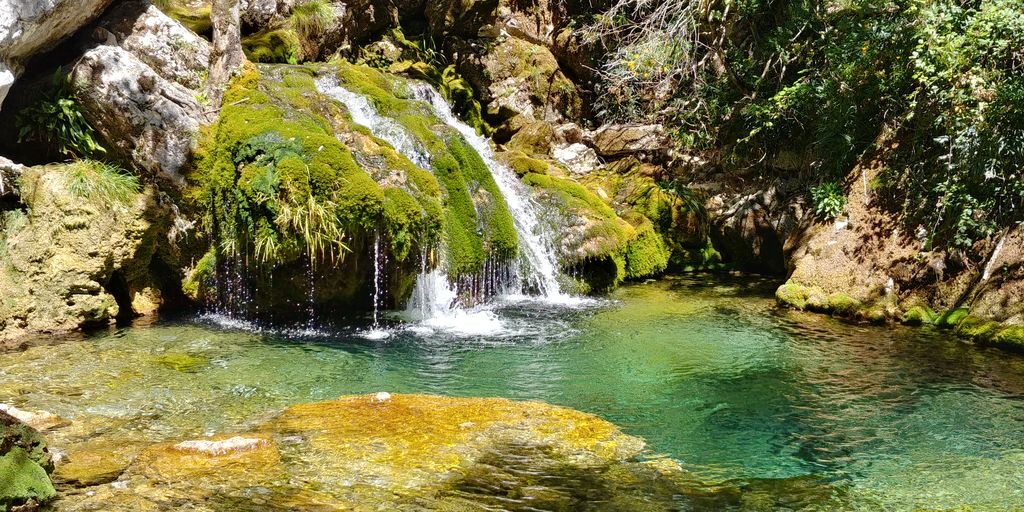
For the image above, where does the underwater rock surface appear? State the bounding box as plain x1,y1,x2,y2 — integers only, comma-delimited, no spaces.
54,393,720,510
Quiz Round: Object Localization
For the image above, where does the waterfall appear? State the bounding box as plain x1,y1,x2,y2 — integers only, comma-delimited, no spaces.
411,84,569,301
315,77,432,169
315,74,573,331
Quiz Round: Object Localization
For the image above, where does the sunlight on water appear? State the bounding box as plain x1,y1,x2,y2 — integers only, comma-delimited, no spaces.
2,276,1024,510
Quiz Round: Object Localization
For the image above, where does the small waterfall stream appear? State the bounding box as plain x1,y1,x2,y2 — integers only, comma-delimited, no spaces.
316,74,574,332
412,84,570,302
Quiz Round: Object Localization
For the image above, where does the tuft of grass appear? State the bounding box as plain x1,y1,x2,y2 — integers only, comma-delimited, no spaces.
291,0,334,49
62,160,142,206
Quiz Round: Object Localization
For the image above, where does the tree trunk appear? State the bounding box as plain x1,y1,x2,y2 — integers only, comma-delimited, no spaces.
206,0,245,110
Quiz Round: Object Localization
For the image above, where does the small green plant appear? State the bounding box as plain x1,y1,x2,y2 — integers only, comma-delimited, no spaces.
16,72,106,158
291,0,334,47
62,160,141,206
810,181,846,220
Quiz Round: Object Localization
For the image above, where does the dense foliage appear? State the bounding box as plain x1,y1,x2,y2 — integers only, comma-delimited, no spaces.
589,0,1024,251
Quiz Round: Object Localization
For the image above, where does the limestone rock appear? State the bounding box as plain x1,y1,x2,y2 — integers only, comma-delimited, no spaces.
0,404,66,432
552,142,600,175
0,154,23,199
0,164,165,341
72,45,204,187
94,0,211,90
587,124,672,158
0,0,115,111
455,36,581,125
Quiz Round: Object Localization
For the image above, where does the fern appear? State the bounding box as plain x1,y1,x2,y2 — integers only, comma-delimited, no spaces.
16,72,106,158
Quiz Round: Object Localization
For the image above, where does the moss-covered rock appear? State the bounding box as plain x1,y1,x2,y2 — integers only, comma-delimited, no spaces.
0,410,56,509
242,28,300,64
936,308,970,328
0,162,170,341
336,62,517,277
901,305,939,325
776,282,811,310
991,326,1024,351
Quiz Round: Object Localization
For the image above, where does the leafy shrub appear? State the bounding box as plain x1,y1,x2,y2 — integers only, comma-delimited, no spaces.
16,72,106,158
810,181,846,220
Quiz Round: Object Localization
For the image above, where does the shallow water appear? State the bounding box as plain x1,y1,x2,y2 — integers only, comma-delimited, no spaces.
3,275,1024,510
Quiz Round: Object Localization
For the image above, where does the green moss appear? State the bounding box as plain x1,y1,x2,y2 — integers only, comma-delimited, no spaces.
675,240,724,272
827,294,862,316
623,222,669,279
161,3,211,35
189,65,388,268
0,447,56,509
992,326,1024,351
954,316,1002,343
936,308,970,328
901,305,938,326
335,62,518,277
506,151,550,177
242,29,300,64
182,249,217,301
776,282,810,309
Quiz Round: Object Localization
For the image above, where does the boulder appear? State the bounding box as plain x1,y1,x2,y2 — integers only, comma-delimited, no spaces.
0,154,23,199
552,142,600,175
0,163,166,341
72,45,205,187
0,409,56,510
0,0,115,111
93,0,211,90
709,188,798,276
587,123,672,158
454,36,581,126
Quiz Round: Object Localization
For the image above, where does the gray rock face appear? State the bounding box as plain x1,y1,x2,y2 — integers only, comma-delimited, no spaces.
95,0,211,89
72,45,204,187
0,155,23,199
0,0,115,110
587,124,672,158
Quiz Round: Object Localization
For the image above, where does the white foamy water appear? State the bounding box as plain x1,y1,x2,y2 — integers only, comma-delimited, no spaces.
403,268,506,336
316,76,432,169
412,84,571,302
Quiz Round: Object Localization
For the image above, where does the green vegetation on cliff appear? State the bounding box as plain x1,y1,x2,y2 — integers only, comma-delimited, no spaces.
335,62,518,277
190,64,444,280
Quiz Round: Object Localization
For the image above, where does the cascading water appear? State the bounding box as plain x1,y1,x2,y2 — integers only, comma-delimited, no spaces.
315,77,432,169
315,74,577,334
411,84,571,302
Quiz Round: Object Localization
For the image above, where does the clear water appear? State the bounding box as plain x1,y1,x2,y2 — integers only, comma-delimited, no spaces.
3,275,1024,510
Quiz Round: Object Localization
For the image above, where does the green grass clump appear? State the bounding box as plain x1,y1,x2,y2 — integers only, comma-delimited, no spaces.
291,0,335,51
62,160,142,206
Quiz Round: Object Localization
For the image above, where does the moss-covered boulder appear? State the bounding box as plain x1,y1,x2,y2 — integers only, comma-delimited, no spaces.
187,62,528,317
0,410,56,510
